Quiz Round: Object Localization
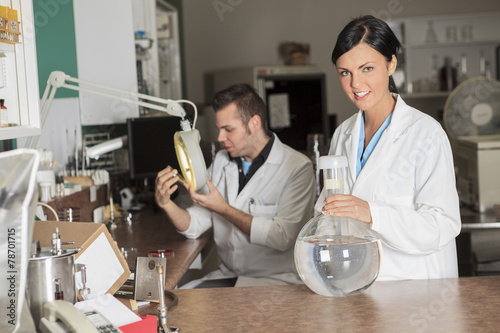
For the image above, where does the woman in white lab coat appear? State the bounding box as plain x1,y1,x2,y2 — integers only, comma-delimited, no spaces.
319,15,461,280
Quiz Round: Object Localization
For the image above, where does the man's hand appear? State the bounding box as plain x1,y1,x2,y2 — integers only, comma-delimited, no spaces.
322,194,372,223
155,166,181,209
188,178,229,215
189,178,252,235
155,166,192,232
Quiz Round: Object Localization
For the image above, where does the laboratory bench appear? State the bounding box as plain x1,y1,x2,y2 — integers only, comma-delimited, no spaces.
457,206,500,276
138,276,500,332
460,206,500,230
108,208,213,290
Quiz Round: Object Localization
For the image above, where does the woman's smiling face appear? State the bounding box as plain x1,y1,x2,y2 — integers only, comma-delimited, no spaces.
335,42,397,114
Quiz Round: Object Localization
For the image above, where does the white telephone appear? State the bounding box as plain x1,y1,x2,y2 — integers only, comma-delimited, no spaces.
38,300,122,333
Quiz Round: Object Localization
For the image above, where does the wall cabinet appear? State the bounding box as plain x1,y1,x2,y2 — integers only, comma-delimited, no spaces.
0,0,40,140
132,0,182,106
388,12,500,99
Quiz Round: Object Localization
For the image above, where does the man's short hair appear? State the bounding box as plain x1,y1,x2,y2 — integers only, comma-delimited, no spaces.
210,84,267,130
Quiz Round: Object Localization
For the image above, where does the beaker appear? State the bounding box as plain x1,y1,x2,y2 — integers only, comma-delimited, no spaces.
294,155,381,297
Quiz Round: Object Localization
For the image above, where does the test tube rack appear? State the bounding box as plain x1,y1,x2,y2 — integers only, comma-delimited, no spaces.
0,6,21,44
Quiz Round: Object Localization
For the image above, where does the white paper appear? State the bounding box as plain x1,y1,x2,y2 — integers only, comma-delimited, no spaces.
75,233,124,299
269,93,291,129
74,293,141,327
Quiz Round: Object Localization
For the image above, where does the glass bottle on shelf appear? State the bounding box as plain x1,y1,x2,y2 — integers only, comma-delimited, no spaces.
460,25,473,42
445,26,458,43
429,54,440,91
478,51,492,79
458,53,468,84
479,50,486,76
439,57,457,91
425,21,438,44
485,60,492,79
0,99,8,127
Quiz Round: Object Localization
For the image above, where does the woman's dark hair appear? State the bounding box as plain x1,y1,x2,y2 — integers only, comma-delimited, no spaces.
211,83,267,131
331,15,401,93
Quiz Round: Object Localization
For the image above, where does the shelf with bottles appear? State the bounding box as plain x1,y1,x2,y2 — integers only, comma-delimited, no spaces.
405,46,497,97
0,5,21,44
131,0,182,104
0,0,40,141
409,40,500,51
400,91,450,99
389,12,500,98
405,12,500,47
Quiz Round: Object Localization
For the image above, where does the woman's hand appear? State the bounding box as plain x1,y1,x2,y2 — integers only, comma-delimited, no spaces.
322,194,373,223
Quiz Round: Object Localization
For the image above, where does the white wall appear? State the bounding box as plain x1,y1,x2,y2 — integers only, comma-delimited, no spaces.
17,98,81,169
73,0,139,125
180,0,500,125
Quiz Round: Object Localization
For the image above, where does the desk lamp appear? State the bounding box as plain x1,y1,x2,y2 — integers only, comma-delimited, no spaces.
25,71,207,191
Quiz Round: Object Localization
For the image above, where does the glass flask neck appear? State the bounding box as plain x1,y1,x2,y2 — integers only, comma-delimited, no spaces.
323,168,345,196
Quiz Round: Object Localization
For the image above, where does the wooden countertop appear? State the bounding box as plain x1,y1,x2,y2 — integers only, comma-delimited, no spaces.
108,208,212,290
145,276,500,332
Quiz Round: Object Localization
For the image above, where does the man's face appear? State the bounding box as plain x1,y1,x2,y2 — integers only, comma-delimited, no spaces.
215,102,255,160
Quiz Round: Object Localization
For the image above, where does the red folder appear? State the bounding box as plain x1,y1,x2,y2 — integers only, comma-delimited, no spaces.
119,315,157,333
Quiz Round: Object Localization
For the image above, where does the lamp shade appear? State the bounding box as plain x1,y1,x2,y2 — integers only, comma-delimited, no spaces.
174,129,207,191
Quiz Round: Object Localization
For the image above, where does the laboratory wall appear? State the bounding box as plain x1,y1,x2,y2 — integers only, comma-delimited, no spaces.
24,0,138,167
34,0,78,99
180,0,500,125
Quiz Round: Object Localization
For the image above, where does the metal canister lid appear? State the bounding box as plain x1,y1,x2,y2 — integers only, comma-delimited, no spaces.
29,246,79,260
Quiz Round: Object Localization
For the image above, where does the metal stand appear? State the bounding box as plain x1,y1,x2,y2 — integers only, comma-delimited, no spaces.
156,264,180,332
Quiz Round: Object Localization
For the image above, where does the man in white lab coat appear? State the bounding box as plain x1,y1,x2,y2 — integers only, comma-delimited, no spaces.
155,84,316,286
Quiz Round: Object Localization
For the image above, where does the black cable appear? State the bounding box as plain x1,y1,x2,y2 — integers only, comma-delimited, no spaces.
165,290,178,310
147,290,179,317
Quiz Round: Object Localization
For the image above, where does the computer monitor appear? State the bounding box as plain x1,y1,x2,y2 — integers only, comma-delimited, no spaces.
127,116,181,180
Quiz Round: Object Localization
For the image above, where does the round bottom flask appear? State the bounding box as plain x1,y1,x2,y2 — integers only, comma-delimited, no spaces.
295,215,380,297
294,155,380,296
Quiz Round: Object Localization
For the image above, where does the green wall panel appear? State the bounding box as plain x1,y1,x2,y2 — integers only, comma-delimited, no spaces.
33,0,78,98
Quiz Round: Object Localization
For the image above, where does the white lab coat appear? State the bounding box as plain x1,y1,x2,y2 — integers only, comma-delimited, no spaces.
180,134,316,280
316,96,461,281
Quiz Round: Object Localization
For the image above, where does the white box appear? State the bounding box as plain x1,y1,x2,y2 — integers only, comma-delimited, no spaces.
456,134,500,212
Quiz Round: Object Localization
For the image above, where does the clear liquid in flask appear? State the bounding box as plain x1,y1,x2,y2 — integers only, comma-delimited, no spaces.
295,234,380,297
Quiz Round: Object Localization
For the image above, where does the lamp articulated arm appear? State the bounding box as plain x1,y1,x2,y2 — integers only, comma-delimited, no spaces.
25,70,198,148
26,70,208,191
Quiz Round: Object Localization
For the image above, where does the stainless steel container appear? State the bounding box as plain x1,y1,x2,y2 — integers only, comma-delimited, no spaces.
27,246,79,331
